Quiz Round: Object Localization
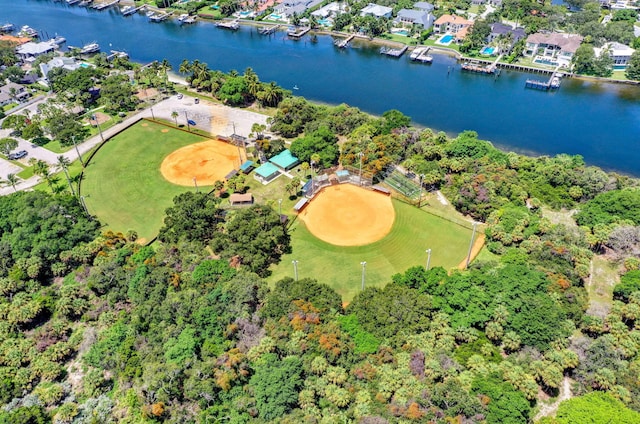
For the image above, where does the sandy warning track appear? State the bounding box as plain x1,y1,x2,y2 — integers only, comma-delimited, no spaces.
299,184,395,246
160,140,240,186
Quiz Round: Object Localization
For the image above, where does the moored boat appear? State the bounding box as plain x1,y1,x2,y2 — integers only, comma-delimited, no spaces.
0,23,14,33
18,25,38,38
80,42,100,54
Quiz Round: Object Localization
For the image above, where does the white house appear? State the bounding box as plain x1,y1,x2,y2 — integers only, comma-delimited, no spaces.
360,3,393,19
594,42,635,68
39,57,82,81
311,1,345,18
15,40,57,62
433,14,473,34
0,82,29,106
525,32,584,68
394,9,434,29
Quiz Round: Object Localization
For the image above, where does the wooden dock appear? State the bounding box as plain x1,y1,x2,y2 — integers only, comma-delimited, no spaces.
92,0,119,10
122,4,145,16
526,67,563,90
335,33,355,48
258,25,280,35
216,20,240,30
287,26,311,38
149,11,172,22
410,47,433,63
461,60,497,74
380,45,408,57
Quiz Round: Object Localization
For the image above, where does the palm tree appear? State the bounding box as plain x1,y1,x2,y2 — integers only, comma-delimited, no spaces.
244,67,260,99
57,155,75,197
178,59,192,75
4,173,18,192
171,111,179,127
160,59,172,92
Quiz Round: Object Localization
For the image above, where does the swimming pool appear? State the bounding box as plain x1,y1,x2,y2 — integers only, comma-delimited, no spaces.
534,57,557,66
393,29,410,36
268,13,283,20
438,34,454,44
239,11,251,17
480,46,495,55
318,18,331,26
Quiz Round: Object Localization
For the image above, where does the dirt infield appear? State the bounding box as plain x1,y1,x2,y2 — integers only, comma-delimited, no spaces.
300,184,395,246
160,140,240,186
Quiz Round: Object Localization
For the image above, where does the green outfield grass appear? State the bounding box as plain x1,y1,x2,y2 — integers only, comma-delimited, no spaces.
268,199,473,301
80,120,206,242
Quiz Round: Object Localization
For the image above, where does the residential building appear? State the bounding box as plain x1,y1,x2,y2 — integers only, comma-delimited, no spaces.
525,32,584,67
273,0,324,18
39,56,82,81
433,14,472,34
487,22,526,46
0,81,29,106
15,40,57,62
413,2,435,13
594,42,636,68
360,3,393,19
394,9,434,29
311,1,345,18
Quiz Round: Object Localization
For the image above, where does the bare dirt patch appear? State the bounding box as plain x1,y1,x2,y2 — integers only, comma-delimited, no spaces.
160,140,240,186
161,129,170,133
299,184,395,246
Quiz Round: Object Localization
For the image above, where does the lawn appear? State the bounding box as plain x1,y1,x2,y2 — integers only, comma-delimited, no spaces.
80,120,208,242
268,199,474,301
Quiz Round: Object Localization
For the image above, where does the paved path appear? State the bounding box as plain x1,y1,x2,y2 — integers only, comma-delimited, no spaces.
1,90,269,195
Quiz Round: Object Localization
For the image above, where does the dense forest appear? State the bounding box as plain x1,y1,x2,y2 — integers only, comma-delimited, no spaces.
2,59,640,422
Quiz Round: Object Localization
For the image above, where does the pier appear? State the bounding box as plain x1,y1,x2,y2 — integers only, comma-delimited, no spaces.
380,45,408,57
149,11,172,22
92,0,119,10
410,47,433,63
106,50,128,60
258,25,280,35
334,33,355,49
461,55,503,74
216,20,240,30
526,67,563,90
122,4,145,16
287,26,311,39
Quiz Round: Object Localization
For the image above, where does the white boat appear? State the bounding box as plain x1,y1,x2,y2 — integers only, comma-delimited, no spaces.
18,25,38,38
0,23,14,33
178,13,189,22
293,85,299,90
66,0,81,4
121,5,134,14
50,35,66,44
80,42,100,54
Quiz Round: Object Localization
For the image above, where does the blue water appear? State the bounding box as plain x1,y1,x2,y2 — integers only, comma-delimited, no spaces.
3,0,640,175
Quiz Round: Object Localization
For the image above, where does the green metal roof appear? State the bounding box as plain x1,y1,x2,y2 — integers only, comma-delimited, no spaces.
255,162,280,179
269,149,299,169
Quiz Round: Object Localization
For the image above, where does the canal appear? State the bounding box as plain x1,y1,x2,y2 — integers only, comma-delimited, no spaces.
3,0,640,175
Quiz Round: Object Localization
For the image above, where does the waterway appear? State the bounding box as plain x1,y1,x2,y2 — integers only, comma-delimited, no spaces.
3,0,640,175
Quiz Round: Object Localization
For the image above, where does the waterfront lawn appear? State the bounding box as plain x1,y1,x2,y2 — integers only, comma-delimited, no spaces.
80,120,207,242
267,199,472,301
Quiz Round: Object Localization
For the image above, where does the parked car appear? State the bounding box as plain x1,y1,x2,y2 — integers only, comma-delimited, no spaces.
187,119,196,126
194,98,199,104
8,150,28,160
177,93,183,99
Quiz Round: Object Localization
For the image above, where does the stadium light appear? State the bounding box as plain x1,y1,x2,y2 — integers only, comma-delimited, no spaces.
360,261,367,291
426,249,431,270
292,260,299,281
358,152,364,186
278,198,282,215
193,176,198,193
418,174,425,208
92,114,104,142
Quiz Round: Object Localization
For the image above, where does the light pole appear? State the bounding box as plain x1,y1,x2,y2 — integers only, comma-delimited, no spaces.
358,151,364,186
193,176,198,193
92,114,104,142
150,105,155,120
185,111,190,131
418,174,424,208
79,195,90,219
426,248,432,270
466,221,478,269
278,198,282,215
292,260,299,281
71,135,84,168
360,261,367,291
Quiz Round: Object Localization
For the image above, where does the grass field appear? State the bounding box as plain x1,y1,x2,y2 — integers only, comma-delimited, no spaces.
80,120,206,242
268,199,473,301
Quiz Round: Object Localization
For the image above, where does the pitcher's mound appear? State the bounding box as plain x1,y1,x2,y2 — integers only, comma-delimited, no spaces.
160,140,239,186
300,184,395,246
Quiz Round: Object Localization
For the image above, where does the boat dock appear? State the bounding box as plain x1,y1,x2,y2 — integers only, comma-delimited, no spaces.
180,16,196,24
107,50,128,60
92,0,119,10
150,11,172,22
258,25,280,35
335,33,355,48
122,4,145,16
380,45,408,57
410,47,432,63
287,26,311,38
216,20,240,30
526,67,563,90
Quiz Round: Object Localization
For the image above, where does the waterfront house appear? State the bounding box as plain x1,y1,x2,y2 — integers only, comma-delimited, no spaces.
433,14,472,35
360,3,393,19
594,42,635,68
394,9,434,29
524,32,583,68
15,40,57,62
488,23,526,44
273,0,324,18
39,57,82,81
311,1,345,18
